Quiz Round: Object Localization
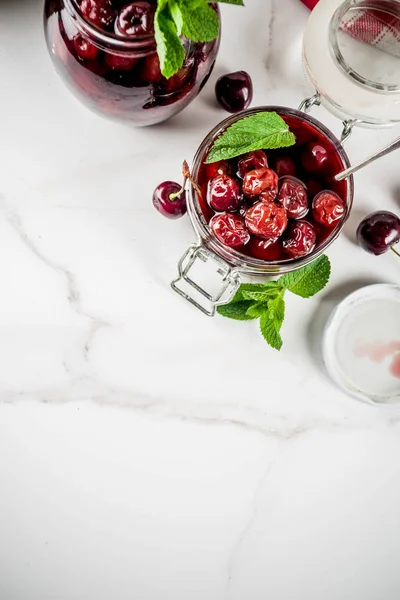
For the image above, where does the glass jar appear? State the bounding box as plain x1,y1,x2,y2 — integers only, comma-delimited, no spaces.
172,0,400,316
172,106,354,316
44,0,220,126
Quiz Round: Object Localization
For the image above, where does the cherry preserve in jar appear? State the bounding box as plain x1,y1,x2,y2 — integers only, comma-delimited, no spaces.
44,0,220,125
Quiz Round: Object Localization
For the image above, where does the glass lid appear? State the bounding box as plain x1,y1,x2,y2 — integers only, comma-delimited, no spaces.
303,0,400,125
323,284,400,404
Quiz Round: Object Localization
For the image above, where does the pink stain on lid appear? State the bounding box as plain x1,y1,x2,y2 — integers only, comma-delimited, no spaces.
353,339,400,379
390,354,400,379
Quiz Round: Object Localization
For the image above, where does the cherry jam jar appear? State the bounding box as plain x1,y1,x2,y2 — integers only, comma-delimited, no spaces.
172,107,354,316
44,0,220,125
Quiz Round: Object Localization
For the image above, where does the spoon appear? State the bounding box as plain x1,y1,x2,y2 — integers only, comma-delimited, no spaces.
334,135,400,181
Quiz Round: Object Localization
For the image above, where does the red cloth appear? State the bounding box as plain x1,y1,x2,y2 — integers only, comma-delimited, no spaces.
300,0,319,8
300,0,400,57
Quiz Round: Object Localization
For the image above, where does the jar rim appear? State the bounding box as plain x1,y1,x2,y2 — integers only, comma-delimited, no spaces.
64,0,157,50
188,106,355,276
329,0,400,94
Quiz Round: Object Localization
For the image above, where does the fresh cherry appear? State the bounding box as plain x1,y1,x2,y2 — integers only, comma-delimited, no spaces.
312,190,345,226
282,221,316,258
207,175,242,212
357,211,400,256
152,181,187,219
274,155,296,178
205,160,233,181
237,151,268,178
247,237,281,261
115,2,155,36
277,176,309,220
104,52,138,70
215,71,253,113
80,0,116,29
210,213,250,248
73,34,99,60
242,168,279,201
301,142,329,174
245,201,288,239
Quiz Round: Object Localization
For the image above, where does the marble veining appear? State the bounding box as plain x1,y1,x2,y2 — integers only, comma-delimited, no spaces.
1,0,400,599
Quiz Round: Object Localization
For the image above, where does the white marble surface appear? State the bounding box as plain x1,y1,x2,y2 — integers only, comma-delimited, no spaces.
1,1,400,598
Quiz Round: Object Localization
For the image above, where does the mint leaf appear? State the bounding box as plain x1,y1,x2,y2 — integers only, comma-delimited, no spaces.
217,301,257,321
278,255,331,298
172,0,219,42
259,295,285,350
205,112,296,163
228,283,270,303
260,311,283,351
268,294,285,328
246,304,267,319
214,0,244,4
155,2,186,78
242,282,282,303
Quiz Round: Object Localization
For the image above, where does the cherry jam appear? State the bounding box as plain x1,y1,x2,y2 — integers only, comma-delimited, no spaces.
197,112,348,261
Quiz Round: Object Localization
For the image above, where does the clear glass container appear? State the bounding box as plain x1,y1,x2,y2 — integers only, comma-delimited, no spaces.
172,107,354,316
44,0,220,126
303,0,400,126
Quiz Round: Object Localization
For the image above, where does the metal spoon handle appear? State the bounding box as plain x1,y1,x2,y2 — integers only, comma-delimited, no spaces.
335,135,400,181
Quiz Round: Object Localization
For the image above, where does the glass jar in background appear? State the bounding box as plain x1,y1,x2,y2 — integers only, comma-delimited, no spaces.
44,0,220,126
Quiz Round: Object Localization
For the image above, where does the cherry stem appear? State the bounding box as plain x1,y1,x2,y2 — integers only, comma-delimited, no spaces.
182,159,204,203
391,246,400,258
169,188,184,201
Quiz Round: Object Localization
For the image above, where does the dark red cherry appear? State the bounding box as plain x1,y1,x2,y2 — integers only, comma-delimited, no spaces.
80,0,116,29
312,190,345,226
274,155,296,178
73,34,99,60
247,237,281,261
207,175,242,212
152,181,187,219
237,151,268,178
245,201,288,240
301,142,329,174
210,213,250,248
215,71,253,113
115,2,155,36
357,211,400,255
205,160,233,181
104,52,138,70
282,221,316,258
242,168,279,201
277,176,309,220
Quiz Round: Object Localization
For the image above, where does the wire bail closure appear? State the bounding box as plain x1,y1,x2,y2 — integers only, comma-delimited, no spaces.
171,244,241,316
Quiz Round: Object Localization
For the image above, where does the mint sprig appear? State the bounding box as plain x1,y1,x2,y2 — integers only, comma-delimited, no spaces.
155,2,186,80
217,255,331,351
156,0,244,78
206,112,296,163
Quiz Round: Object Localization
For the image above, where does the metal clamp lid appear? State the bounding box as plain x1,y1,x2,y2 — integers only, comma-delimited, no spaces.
171,244,240,317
